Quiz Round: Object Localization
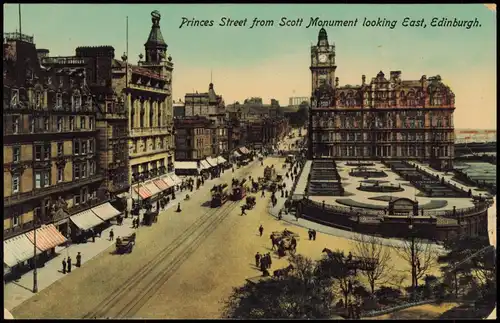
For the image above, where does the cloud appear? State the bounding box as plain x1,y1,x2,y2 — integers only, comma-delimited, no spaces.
484,4,496,12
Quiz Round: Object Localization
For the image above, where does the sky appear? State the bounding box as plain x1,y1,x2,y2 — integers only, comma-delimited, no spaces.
3,4,497,129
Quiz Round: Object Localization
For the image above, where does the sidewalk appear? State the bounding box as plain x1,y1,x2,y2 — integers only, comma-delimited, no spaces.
3,177,208,311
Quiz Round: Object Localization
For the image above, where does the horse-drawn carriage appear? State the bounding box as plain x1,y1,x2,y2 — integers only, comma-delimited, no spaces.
231,178,248,201
272,229,299,257
211,184,229,208
115,233,136,254
322,248,378,273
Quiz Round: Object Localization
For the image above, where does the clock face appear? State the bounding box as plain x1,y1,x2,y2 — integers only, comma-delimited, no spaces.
319,54,327,63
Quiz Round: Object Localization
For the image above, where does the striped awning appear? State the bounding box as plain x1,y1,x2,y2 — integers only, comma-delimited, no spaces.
3,234,42,267
91,202,121,222
144,181,161,196
161,175,175,188
239,147,250,154
25,224,67,252
154,178,169,191
70,210,104,231
133,184,153,199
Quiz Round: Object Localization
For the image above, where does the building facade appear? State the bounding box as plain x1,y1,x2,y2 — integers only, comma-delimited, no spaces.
174,116,213,160
184,83,228,157
3,32,105,238
289,96,310,106
309,28,455,170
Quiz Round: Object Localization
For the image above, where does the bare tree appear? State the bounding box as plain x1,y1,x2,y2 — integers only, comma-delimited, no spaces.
351,234,393,294
391,237,438,290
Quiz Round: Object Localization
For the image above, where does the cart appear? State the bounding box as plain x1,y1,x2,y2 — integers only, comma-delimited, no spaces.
245,196,256,209
272,230,299,256
115,233,136,254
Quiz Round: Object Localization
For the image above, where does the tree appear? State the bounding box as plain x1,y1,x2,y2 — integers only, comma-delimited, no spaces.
316,249,357,309
391,235,438,293
222,255,337,319
351,234,393,294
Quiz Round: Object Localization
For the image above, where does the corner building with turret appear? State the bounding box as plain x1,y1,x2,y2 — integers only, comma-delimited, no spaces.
308,28,455,170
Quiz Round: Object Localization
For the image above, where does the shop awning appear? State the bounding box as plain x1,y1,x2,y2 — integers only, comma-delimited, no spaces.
233,151,242,157
144,181,162,196
216,156,227,164
91,202,121,222
169,173,183,186
133,184,153,199
25,224,67,252
3,234,41,267
161,175,175,188
198,161,208,170
174,161,198,170
154,178,169,191
206,157,218,167
70,209,104,231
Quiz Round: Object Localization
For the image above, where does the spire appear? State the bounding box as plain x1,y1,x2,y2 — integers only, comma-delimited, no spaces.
317,28,329,47
144,10,167,63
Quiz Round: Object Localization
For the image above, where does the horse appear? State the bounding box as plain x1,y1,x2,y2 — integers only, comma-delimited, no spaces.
273,264,294,278
322,248,345,261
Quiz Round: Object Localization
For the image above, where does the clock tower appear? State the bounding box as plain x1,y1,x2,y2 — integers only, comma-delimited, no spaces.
310,28,337,95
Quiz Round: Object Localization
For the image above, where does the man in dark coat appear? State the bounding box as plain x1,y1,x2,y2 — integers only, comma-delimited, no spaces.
312,229,317,241
62,258,67,274
176,202,181,212
255,252,261,267
308,229,312,240
270,234,276,250
261,190,265,198
67,256,72,273
259,225,264,237
76,252,82,267
266,253,272,268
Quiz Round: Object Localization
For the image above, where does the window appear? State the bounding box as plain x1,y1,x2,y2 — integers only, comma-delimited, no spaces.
88,139,94,153
56,93,62,108
57,168,64,183
57,116,63,132
81,188,88,203
82,141,87,154
72,95,81,111
35,145,43,161
44,200,51,217
43,171,50,187
43,144,51,160
12,215,20,227
35,172,42,188
80,116,86,129
74,164,80,180
82,163,87,178
11,89,19,107
57,142,63,156
44,116,50,131
29,116,35,133
89,161,95,175
89,117,94,130
35,91,42,108
74,194,81,206
12,174,20,193
74,140,80,155
69,116,75,130
12,116,20,134
13,146,21,163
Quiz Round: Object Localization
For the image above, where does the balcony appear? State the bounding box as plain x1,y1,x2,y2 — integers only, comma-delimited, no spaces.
4,174,105,207
130,126,172,137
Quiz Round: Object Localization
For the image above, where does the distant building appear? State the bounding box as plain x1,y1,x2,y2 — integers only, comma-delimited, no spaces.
174,116,213,161
309,28,455,170
289,96,310,106
173,99,185,117
184,83,228,157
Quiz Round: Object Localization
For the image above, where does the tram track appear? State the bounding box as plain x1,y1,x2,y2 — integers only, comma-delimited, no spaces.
83,164,258,319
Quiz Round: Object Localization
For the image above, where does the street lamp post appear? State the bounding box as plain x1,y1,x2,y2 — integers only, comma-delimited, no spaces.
32,216,38,293
408,215,416,298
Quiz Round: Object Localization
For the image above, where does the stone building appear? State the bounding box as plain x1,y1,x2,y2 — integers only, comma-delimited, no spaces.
174,116,213,161
184,83,228,157
309,28,455,170
3,32,105,239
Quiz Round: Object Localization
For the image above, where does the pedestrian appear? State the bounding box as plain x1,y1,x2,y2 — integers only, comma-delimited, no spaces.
176,202,181,212
156,200,160,212
261,190,265,198
76,252,82,267
266,252,272,268
308,229,312,240
67,256,72,273
91,228,96,242
109,229,114,241
255,252,261,267
270,234,276,250
259,225,264,237
62,258,67,274
241,206,247,216
312,229,317,241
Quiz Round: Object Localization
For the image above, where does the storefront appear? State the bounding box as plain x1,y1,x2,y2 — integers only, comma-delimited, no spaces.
174,161,200,176
25,224,67,264
4,234,43,279
70,209,105,241
92,202,122,223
